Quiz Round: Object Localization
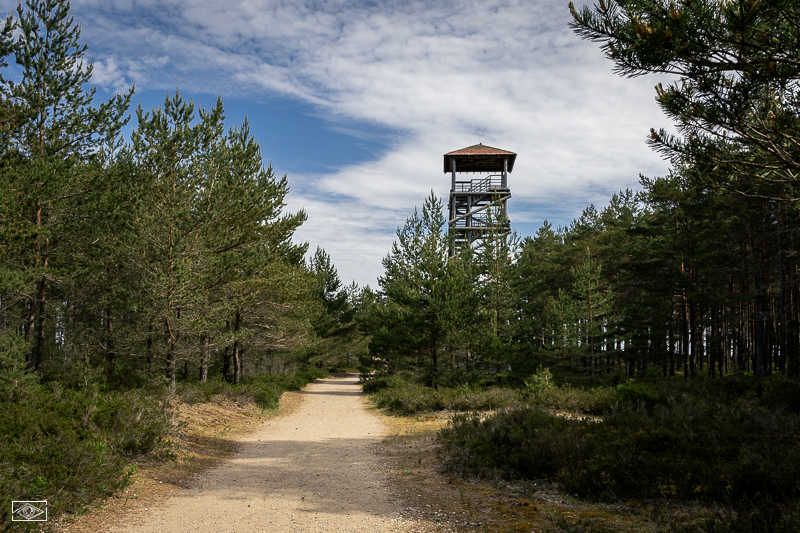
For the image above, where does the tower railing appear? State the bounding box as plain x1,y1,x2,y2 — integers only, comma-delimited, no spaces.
453,174,505,192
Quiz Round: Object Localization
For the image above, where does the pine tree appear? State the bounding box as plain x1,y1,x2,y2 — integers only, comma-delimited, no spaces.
371,193,467,386
308,247,358,367
474,204,518,381
569,0,800,200
567,252,615,380
0,0,130,370
123,91,310,387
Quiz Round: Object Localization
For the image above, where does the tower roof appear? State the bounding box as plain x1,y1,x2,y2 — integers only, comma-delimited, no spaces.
444,144,516,173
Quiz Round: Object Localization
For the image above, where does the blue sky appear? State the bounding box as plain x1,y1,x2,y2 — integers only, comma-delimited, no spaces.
3,0,674,288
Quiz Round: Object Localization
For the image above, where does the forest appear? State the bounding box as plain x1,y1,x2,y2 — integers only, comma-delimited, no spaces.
359,1,800,531
0,0,363,526
2,0,800,531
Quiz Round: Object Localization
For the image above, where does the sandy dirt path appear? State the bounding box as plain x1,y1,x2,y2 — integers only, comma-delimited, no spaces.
110,377,419,533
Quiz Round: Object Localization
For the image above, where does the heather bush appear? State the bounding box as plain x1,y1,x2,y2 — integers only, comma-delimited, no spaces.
0,382,173,528
439,376,800,531
1,358,327,529
366,376,523,414
177,367,328,410
526,381,616,414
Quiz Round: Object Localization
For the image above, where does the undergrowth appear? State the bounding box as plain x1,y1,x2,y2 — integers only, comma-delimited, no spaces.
0,336,327,531
362,369,615,415
437,375,800,532
365,376,523,414
0,361,174,529
175,366,328,409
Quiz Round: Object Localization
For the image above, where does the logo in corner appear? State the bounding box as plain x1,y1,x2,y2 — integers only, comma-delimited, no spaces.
12,501,47,521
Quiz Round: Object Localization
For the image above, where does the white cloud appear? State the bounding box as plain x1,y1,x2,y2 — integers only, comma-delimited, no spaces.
89,55,131,94
0,0,675,287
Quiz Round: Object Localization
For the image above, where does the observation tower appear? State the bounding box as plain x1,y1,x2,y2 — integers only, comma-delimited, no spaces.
444,144,516,254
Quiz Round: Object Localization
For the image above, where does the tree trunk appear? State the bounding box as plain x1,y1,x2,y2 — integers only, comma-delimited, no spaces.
755,267,767,378
682,297,690,378
689,302,697,379
166,317,176,390
199,333,209,383
233,310,242,385
232,340,241,385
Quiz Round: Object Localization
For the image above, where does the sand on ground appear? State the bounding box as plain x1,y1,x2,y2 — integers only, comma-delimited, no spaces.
109,376,419,533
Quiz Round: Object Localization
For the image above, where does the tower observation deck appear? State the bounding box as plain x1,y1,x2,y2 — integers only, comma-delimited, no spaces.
444,144,516,254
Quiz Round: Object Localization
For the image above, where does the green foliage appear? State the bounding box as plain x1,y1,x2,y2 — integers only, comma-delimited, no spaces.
0,381,173,529
307,247,367,368
176,366,328,410
0,334,36,400
0,0,132,372
365,376,523,415
615,379,659,407
369,192,482,386
569,0,800,196
361,376,391,394
524,367,554,393
439,406,582,480
527,382,617,415
440,376,800,529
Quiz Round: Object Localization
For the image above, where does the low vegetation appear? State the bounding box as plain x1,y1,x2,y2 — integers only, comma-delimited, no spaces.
363,368,616,416
365,375,523,414
176,366,328,410
363,371,800,531
0,338,326,530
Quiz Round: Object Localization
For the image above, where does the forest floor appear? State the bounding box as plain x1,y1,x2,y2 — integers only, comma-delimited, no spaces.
48,376,717,533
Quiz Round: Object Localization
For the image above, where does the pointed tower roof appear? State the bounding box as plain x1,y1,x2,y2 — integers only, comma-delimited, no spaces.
444,143,516,173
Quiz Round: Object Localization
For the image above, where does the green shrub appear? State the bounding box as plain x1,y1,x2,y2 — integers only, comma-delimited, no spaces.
372,380,438,413
527,383,616,414
439,407,584,480
368,378,523,414
615,379,659,407
176,366,327,410
362,377,391,393
439,377,800,529
449,387,522,411
524,367,555,393
0,364,327,529
0,383,173,529
251,383,281,410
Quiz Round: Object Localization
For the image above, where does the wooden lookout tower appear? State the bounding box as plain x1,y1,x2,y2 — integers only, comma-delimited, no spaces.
444,144,516,254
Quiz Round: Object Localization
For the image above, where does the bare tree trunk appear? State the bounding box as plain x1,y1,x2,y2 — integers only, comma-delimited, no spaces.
682,297,689,378
689,302,697,379
778,201,790,375
233,310,242,385
232,340,240,385
755,267,767,378
166,316,176,390
199,332,209,383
